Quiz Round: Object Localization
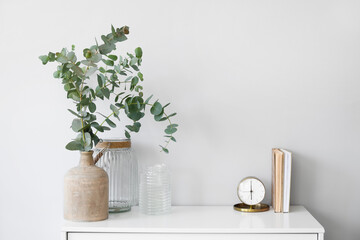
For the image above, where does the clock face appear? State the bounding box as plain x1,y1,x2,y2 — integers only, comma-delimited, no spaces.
237,177,265,206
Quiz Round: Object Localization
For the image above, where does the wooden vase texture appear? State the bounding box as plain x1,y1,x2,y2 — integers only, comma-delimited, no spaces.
64,151,109,221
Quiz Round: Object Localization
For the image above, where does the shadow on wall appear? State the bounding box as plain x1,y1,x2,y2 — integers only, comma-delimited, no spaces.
290,151,359,240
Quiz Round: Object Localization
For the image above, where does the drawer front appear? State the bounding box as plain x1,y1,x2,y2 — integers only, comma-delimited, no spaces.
68,233,318,240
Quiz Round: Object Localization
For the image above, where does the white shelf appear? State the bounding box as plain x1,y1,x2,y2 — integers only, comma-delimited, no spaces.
62,205,324,234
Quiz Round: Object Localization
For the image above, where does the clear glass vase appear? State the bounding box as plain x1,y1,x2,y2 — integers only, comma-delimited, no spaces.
139,164,171,215
94,139,138,213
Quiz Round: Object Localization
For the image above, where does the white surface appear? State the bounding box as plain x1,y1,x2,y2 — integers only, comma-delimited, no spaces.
67,233,317,240
0,1,359,240
62,206,324,233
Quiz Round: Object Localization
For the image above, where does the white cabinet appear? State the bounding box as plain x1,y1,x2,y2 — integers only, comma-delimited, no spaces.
62,206,324,240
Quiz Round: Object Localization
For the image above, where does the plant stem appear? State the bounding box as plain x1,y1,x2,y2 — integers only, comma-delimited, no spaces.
79,67,89,143
94,102,173,151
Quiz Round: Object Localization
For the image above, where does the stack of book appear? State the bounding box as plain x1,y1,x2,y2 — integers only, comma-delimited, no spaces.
272,148,292,213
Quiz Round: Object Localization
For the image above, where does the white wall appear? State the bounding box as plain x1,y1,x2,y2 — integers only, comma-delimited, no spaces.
0,0,359,239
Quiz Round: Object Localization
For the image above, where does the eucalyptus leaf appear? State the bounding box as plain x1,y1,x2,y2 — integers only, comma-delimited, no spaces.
102,59,114,66
106,118,116,128
165,128,177,134
110,104,119,116
150,102,162,115
68,109,82,118
89,102,96,113
71,119,83,132
135,47,143,58
84,132,91,146
145,94,153,104
159,145,169,153
65,141,83,151
39,55,49,65
125,130,131,139
85,67,97,77
108,55,118,61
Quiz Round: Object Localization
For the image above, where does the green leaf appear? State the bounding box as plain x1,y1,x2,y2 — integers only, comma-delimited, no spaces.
103,126,111,131
84,132,91,146
130,57,138,66
89,102,96,113
135,47,143,58
67,52,76,62
125,130,131,139
71,65,84,76
85,67,97,77
127,111,145,121
91,122,104,132
106,118,116,128
56,56,68,64
95,86,104,100
97,74,104,87
167,113,177,118
164,135,176,142
145,94,153,104
131,65,139,71
165,127,177,134
81,60,97,67
114,92,125,102
114,65,121,73
99,67,106,73
150,102,162,115
168,124,179,128
65,141,82,151
102,59,114,66
137,72,144,81
124,100,129,113
102,88,110,99
126,122,141,132
163,103,170,109
160,145,169,154
53,71,60,78
154,113,164,121
64,83,71,91
90,89,96,99
130,76,139,90
69,91,80,102
39,55,49,65
68,109,81,118
71,119,82,132
111,24,116,35
48,52,56,62
108,55,118,61
158,117,168,121
110,104,119,116
106,69,116,74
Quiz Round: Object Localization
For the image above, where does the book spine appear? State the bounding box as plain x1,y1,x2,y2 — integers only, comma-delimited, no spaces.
271,149,276,209
274,149,284,213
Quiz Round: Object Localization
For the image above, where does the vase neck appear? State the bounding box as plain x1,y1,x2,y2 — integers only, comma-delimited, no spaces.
79,151,94,166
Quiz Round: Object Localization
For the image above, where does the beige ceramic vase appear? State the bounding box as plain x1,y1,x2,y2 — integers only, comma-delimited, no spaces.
64,151,109,221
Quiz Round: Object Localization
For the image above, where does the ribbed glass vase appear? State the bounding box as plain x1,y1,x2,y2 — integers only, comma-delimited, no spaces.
94,139,138,213
139,164,171,215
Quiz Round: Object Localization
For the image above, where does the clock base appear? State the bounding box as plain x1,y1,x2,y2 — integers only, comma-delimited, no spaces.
233,203,270,212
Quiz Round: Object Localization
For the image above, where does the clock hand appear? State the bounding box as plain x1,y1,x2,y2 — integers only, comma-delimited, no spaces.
250,181,252,200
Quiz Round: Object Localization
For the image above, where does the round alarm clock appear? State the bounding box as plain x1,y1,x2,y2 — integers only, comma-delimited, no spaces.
234,177,269,212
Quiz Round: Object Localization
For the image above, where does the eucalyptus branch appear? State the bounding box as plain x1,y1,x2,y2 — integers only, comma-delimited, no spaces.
39,25,178,153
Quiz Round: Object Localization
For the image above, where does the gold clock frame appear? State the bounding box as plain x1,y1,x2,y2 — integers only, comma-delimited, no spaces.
234,176,269,213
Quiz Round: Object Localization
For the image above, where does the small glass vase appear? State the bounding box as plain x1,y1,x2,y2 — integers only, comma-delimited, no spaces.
94,139,138,213
139,164,171,215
